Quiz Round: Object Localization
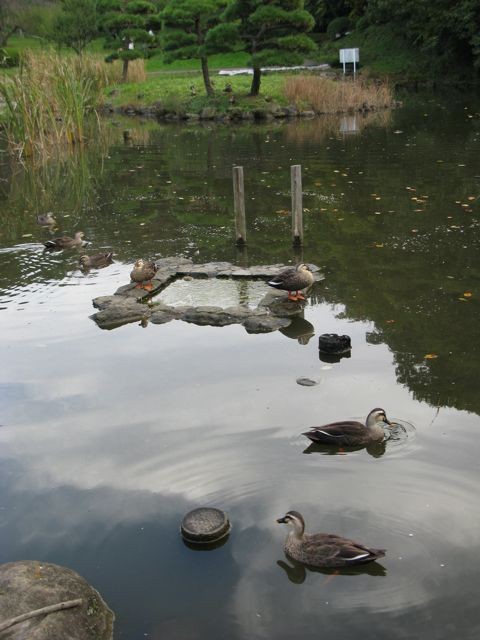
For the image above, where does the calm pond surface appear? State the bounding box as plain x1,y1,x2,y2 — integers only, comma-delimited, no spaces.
1,92,480,639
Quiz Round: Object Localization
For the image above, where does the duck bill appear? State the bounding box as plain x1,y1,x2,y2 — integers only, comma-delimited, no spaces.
276,517,287,524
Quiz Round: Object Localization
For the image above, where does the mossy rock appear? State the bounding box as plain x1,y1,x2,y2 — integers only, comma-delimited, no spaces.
0,561,114,640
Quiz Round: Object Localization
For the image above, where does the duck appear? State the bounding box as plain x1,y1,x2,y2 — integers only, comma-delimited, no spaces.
277,510,386,568
79,252,114,270
130,259,158,291
36,212,56,226
267,263,314,301
302,407,391,447
44,231,86,250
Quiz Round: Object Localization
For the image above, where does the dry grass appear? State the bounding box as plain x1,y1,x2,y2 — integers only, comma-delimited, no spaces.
0,51,115,158
283,75,394,114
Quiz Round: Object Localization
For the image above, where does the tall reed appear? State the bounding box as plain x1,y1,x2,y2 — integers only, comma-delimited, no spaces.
283,76,394,114
0,51,112,158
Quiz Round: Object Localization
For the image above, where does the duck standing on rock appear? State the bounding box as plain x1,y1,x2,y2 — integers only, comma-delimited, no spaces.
44,231,86,250
277,511,386,568
130,259,158,291
303,408,392,447
267,263,314,301
79,253,114,270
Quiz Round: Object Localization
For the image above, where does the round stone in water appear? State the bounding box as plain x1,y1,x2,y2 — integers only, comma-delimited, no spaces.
181,507,231,544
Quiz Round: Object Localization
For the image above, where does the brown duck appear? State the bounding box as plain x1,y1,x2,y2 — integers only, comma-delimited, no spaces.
130,259,158,291
79,253,114,269
44,231,86,250
267,263,314,301
303,408,391,447
277,511,386,568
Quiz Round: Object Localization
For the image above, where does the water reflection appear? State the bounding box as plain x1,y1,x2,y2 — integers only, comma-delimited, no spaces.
278,315,315,344
277,556,387,583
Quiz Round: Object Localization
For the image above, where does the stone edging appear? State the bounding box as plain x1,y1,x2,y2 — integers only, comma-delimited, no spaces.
91,257,323,331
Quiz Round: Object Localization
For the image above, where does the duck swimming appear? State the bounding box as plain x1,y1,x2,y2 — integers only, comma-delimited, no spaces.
267,263,314,301
37,212,56,226
44,231,86,250
277,510,385,568
79,252,114,269
303,407,391,447
130,259,158,291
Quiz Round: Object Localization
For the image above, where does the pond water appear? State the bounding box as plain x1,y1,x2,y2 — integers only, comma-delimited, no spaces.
1,92,480,639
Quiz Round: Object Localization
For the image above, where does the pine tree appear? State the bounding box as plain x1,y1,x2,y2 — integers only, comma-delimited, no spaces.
99,0,161,81
52,0,99,55
208,0,316,96
161,0,226,96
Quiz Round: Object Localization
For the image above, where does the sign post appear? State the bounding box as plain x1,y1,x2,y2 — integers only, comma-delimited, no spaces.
339,48,359,76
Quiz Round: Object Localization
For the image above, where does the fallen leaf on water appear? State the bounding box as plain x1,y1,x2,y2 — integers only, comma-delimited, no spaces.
468,196,476,201
463,291,473,297
424,354,438,359
375,243,384,248
22,233,32,238
386,319,396,324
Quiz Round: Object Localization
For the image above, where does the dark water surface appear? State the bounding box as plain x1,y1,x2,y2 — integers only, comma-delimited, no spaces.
1,94,480,639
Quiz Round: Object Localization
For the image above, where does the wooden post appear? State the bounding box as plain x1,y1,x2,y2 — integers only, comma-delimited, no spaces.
291,164,303,246
233,166,247,245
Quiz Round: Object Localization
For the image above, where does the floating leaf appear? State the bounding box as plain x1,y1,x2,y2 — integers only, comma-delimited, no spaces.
386,319,395,324
424,354,438,359
375,243,384,248
463,291,473,297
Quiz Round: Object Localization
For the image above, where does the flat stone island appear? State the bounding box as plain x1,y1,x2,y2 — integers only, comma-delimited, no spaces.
91,257,323,331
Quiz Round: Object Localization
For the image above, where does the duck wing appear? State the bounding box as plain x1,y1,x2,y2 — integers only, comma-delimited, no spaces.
304,533,385,566
302,420,366,446
267,267,297,289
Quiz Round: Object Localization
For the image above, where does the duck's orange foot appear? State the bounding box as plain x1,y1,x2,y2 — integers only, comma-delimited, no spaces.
287,294,299,301
142,282,154,291
296,293,306,301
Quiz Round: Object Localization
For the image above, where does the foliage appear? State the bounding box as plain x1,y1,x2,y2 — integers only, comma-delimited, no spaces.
0,51,110,158
326,16,351,40
367,0,480,70
0,47,20,68
98,0,161,80
161,0,226,96
51,0,99,55
208,0,316,96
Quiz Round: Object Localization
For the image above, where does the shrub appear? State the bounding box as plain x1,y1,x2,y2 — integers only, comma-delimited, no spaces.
0,48,20,68
355,16,370,31
327,17,351,40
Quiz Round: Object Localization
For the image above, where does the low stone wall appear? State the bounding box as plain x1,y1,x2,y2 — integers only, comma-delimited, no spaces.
91,257,323,332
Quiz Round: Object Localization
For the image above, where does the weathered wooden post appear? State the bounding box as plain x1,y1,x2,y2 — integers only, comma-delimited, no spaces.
291,164,303,246
233,165,247,246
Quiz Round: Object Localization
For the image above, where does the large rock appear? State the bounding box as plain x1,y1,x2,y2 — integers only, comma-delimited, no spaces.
0,561,113,640
91,296,150,330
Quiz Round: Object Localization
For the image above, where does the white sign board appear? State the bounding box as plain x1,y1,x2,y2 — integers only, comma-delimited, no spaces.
339,48,359,63
339,48,359,75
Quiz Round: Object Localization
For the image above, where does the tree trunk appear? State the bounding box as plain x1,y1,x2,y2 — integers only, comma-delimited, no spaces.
122,58,129,82
201,56,214,96
249,67,261,96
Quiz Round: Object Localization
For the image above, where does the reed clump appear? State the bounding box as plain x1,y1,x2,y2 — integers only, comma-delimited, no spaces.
283,75,394,114
0,51,113,158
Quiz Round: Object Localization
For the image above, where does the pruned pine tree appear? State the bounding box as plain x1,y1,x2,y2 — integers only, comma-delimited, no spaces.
161,0,227,96
52,0,99,55
99,0,161,81
208,0,316,96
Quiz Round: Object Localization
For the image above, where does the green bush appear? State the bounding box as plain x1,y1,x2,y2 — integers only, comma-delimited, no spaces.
355,16,370,31
0,48,20,68
327,17,351,40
